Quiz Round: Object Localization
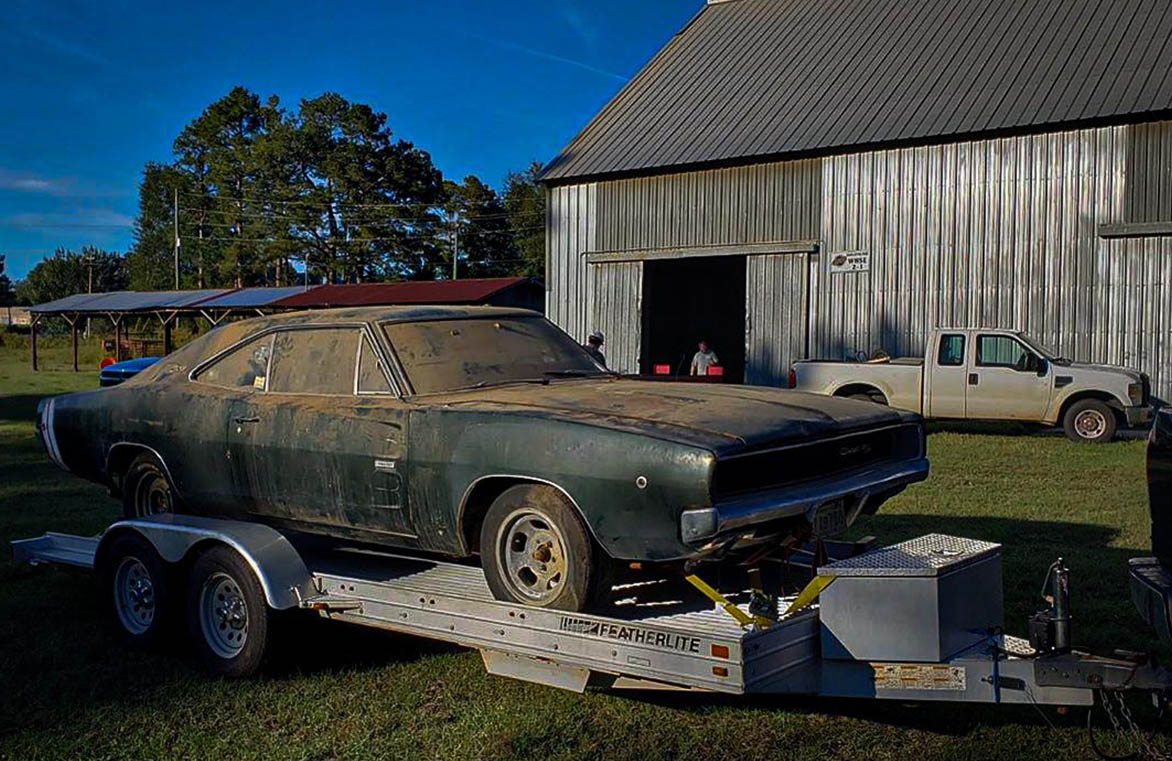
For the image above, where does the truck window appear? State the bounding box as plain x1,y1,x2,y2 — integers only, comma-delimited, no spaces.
976,335,1031,370
268,328,361,395
937,334,966,366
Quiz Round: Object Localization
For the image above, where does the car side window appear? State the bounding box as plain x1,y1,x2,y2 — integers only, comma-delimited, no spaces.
937,334,966,366
195,334,273,390
357,336,393,394
268,328,360,395
976,335,1031,370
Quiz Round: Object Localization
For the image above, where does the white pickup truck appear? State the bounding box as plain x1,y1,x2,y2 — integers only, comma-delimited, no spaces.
791,328,1155,443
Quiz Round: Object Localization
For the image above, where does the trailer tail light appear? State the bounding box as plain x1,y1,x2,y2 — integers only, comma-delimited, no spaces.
654,364,671,375
707,366,724,377
711,644,730,659
788,368,797,389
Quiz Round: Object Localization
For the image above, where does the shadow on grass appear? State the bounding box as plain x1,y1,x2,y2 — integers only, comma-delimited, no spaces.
1,514,1156,742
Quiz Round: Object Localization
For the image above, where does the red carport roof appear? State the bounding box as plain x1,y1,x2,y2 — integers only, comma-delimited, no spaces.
271,278,533,308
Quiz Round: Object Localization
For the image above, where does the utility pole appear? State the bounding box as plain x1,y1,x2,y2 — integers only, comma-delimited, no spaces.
451,210,459,280
172,188,180,289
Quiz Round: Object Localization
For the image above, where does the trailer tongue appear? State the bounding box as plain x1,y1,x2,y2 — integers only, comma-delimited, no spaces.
13,515,1172,712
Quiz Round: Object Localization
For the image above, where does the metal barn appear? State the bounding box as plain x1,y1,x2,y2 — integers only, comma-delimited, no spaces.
541,0,1172,398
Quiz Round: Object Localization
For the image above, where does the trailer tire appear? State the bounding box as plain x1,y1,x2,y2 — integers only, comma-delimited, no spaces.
480,484,607,612
102,533,172,648
122,452,176,519
1063,399,1117,444
187,545,269,677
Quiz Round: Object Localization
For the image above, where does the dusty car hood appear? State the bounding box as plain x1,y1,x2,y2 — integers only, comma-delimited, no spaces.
428,379,917,453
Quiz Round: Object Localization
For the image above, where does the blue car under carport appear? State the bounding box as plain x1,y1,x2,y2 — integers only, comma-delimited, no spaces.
99,357,160,387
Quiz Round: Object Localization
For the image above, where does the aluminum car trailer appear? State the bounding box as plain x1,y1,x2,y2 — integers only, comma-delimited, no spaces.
14,514,1172,717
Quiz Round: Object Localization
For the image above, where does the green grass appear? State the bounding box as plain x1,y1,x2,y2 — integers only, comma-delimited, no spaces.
0,344,1165,760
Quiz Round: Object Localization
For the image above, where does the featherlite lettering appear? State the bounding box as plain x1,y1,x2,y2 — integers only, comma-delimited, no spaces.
558,617,702,654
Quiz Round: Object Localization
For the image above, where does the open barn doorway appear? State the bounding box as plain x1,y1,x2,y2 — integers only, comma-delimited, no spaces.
640,256,746,382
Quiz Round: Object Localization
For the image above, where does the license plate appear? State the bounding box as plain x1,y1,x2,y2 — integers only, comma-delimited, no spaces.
812,500,847,537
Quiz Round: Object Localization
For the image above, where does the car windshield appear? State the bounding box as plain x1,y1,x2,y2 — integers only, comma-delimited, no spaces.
1016,332,1065,362
383,316,608,394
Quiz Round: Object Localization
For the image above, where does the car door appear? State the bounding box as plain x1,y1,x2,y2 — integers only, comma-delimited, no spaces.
230,325,415,538
925,332,968,418
965,333,1052,420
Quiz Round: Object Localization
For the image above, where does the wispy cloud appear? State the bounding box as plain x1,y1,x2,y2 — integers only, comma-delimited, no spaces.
2,209,134,230
560,4,597,48
463,31,627,83
0,170,79,197
12,26,113,67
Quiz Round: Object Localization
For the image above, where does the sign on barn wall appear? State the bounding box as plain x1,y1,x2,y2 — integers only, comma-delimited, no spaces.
829,251,870,273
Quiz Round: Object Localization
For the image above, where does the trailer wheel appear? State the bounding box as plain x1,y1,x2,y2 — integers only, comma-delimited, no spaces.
102,534,171,648
1063,399,1117,444
480,484,606,612
187,545,269,677
122,452,176,519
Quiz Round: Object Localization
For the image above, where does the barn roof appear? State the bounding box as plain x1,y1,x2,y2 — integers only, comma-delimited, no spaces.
541,0,1172,183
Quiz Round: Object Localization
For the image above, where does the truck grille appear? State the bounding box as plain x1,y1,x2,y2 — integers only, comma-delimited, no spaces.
711,424,923,499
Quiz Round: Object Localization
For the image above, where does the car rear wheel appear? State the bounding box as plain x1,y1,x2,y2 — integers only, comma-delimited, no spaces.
101,534,172,648
1063,399,1117,444
480,484,610,611
122,452,176,519
187,545,269,677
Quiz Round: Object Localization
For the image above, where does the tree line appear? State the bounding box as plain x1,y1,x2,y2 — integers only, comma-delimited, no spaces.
10,87,547,305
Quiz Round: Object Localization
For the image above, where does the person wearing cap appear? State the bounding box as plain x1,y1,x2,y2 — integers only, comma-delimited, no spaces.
583,331,606,367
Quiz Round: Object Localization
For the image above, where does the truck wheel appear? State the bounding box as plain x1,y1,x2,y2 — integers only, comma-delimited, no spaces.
1063,399,1117,444
102,533,171,648
122,452,176,519
480,484,609,611
187,545,269,677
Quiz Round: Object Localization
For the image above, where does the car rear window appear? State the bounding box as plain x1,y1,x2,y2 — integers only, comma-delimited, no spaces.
268,328,360,395
383,316,603,394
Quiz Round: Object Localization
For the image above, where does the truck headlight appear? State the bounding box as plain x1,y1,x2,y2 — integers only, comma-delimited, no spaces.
1129,382,1144,405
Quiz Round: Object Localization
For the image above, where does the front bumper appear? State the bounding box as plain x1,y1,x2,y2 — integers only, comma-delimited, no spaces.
1126,404,1155,428
679,457,931,546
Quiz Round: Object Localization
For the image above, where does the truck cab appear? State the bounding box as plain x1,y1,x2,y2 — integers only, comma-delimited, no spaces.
792,328,1155,443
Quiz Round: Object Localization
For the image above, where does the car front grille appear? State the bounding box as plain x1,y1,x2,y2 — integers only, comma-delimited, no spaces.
711,423,923,500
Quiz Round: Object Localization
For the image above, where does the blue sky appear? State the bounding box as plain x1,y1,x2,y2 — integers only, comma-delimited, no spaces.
0,0,701,280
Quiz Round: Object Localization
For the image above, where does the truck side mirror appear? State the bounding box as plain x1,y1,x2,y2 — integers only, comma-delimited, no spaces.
1036,358,1049,377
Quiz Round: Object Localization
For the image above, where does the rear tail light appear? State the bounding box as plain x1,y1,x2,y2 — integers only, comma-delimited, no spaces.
788,368,797,389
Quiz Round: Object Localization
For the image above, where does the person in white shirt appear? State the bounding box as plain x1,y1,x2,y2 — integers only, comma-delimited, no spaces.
689,340,719,376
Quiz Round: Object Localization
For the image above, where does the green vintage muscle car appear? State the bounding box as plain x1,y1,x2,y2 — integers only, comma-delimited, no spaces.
37,306,929,611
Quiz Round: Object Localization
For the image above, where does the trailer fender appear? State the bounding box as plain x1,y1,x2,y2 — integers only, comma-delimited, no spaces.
96,514,313,609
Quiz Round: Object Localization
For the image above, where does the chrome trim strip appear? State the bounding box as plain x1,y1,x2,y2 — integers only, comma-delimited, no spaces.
43,397,67,471
711,458,931,535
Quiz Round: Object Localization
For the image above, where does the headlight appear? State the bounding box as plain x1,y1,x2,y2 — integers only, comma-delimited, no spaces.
1129,382,1144,405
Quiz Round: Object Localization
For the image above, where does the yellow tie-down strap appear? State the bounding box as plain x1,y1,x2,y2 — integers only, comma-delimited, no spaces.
784,575,835,617
684,574,770,629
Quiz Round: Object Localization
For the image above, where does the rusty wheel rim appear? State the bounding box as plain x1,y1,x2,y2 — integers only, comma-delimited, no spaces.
497,508,568,604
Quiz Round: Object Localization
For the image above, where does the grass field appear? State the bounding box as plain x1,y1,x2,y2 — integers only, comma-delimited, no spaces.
0,341,1166,760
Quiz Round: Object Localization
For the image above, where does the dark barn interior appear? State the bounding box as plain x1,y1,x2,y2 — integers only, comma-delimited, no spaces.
640,256,746,382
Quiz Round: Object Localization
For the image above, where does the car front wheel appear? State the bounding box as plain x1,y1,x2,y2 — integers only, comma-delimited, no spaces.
1063,399,1118,444
480,484,611,611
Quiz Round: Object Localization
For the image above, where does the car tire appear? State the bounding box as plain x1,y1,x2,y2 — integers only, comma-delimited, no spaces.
122,452,177,519
1063,399,1117,444
480,484,609,612
100,533,172,648
187,545,269,677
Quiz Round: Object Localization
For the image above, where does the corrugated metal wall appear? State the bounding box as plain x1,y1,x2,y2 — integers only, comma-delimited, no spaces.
548,120,1172,398
590,262,642,374
595,159,821,251
745,253,813,385
819,123,1172,398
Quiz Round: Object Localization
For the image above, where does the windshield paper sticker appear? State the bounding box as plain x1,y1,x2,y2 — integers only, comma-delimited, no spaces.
559,616,702,654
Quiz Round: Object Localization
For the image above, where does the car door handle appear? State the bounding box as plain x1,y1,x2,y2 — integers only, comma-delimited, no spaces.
233,416,261,424
968,373,979,386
